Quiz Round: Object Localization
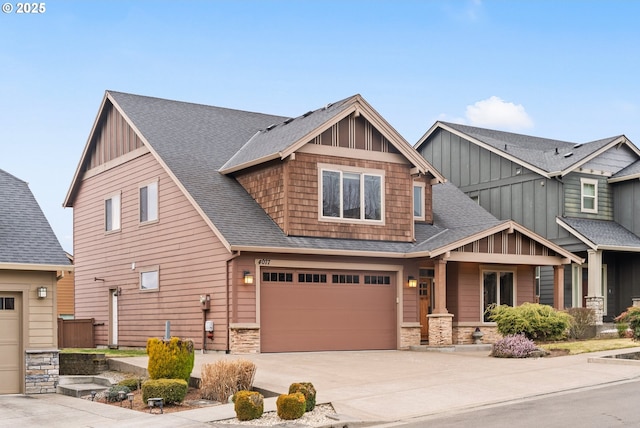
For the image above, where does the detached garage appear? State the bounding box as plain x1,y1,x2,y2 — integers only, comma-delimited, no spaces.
0,169,72,394
258,265,399,353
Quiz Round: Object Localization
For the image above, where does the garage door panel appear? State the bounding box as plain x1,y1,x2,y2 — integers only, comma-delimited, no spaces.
261,274,396,352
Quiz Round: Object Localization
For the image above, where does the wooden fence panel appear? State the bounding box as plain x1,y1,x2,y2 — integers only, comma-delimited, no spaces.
58,318,95,348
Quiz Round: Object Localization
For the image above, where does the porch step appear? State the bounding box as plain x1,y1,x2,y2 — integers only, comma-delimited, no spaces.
57,376,112,398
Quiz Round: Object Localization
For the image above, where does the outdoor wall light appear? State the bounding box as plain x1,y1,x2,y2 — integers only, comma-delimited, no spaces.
37,286,47,299
243,271,254,284
407,276,418,288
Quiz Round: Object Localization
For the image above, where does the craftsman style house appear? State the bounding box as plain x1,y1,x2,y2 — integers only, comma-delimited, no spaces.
64,92,579,353
0,169,71,394
416,122,640,323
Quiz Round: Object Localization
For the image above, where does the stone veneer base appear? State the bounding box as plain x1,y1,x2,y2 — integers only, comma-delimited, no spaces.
25,349,60,394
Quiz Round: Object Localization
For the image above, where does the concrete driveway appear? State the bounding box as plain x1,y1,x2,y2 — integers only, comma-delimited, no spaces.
3,347,640,428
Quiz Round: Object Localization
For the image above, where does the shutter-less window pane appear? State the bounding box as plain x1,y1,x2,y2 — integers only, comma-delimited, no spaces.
343,172,361,219
105,199,112,231
322,171,340,217
140,186,148,222
364,175,381,220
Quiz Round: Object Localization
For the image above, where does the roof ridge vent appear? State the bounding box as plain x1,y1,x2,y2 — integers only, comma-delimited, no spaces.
564,152,573,158
574,143,583,148
265,124,277,131
302,111,313,117
283,117,294,125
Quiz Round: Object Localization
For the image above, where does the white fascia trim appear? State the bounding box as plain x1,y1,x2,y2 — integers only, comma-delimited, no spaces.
559,136,631,177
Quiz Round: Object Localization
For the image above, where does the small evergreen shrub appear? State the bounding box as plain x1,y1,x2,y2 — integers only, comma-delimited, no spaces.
288,382,316,412
117,377,141,391
200,359,256,402
491,334,540,358
565,307,596,339
276,392,306,420
615,307,640,341
141,378,188,404
616,322,630,338
487,303,573,341
233,390,264,421
146,337,195,382
105,385,131,402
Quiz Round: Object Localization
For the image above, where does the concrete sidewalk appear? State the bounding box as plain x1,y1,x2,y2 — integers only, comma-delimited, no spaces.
3,347,640,428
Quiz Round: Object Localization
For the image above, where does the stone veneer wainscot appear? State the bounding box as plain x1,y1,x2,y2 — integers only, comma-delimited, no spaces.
25,349,60,394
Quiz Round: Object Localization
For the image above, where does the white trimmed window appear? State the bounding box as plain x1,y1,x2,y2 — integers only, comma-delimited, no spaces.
580,178,598,213
139,181,158,223
482,270,515,322
105,193,121,232
320,165,384,222
413,183,425,220
140,267,159,291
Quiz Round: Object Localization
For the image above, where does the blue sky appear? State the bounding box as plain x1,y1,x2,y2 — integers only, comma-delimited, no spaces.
2,0,639,253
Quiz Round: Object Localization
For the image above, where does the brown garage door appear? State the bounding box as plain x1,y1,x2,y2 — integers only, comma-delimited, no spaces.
0,292,21,394
260,270,396,352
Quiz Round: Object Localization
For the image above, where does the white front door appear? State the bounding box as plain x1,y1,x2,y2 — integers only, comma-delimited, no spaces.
110,289,118,346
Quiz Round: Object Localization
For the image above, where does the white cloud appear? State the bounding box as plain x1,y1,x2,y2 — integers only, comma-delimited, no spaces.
464,96,534,130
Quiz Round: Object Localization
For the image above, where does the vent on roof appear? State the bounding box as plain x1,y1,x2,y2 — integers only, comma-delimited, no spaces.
323,103,333,110
574,143,583,148
265,124,277,131
555,148,559,155
302,111,313,117
283,118,294,125
564,152,573,158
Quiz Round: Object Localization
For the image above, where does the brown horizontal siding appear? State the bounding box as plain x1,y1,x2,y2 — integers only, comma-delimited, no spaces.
56,271,74,316
74,152,230,350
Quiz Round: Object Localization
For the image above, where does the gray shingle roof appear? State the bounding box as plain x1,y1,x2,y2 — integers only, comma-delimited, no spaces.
439,121,621,174
106,93,515,257
612,159,640,180
559,217,640,249
0,169,70,266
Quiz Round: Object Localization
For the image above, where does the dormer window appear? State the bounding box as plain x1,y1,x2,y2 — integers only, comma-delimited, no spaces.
580,178,598,214
320,164,384,222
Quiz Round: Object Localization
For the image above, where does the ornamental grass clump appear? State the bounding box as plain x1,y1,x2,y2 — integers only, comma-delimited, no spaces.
276,392,306,420
200,359,256,403
491,333,541,358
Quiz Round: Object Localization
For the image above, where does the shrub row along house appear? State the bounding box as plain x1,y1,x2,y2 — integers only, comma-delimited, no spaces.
64,92,580,353
416,122,640,325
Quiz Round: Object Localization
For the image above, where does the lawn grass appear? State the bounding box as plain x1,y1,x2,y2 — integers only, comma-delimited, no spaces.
538,338,639,355
59,348,147,357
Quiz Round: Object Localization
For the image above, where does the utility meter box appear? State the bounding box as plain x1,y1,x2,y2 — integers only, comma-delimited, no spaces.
205,320,214,332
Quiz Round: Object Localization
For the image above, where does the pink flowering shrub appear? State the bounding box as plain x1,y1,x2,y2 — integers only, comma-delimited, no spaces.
491,333,541,358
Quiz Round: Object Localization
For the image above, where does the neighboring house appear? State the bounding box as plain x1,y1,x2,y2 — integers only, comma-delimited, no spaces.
56,252,75,319
416,121,640,323
0,169,71,394
64,92,579,353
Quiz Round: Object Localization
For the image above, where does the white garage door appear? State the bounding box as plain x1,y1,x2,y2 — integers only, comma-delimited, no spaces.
260,269,396,352
0,293,21,394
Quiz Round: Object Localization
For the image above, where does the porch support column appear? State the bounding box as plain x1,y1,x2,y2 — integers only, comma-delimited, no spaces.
553,265,564,311
428,258,453,346
586,249,604,325
433,259,448,314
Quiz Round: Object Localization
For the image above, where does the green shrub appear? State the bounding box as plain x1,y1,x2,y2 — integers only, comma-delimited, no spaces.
276,392,306,420
615,307,640,341
288,382,316,412
117,377,142,391
141,378,188,405
233,390,264,421
616,322,630,338
200,359,256,402
565,307,596,339
146,337,194,382
105,385,131,403
487,303,573,341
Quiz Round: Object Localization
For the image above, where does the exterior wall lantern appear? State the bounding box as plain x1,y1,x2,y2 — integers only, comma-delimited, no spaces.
243,271,254,284
37,286,48,299
407,276,418,288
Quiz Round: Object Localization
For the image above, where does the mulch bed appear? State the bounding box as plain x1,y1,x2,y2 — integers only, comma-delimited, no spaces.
99,387,219,413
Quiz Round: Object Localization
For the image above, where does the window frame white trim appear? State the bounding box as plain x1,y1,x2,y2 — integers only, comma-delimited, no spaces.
580,177,598,214
139,266,160,292
480,266,517,323
318,163,385,225
139,179,159,224
104,192,121,233
413,182,426,221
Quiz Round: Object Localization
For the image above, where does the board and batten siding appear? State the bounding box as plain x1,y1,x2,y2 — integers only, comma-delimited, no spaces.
613,180,640,236
419,129,568,240
563,173,613,220
73,152,231,350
